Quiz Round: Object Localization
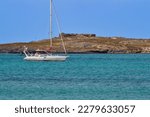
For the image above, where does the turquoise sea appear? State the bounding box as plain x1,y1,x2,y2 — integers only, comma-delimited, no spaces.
0,54,150,100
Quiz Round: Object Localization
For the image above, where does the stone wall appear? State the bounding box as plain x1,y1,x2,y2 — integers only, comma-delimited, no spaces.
60,33,96,38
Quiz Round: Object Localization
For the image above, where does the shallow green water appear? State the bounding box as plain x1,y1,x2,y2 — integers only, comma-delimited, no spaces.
0,54,150,99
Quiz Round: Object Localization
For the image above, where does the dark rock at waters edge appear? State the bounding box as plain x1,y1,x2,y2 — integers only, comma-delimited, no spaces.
1,33,150,54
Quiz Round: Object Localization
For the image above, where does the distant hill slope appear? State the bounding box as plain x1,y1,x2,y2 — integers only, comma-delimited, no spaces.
1,33,150,54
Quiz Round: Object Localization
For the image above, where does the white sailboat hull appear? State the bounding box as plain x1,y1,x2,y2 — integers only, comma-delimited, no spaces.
24,55,68,61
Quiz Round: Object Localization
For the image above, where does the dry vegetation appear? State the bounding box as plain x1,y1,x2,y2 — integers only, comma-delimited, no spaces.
1,34,150,54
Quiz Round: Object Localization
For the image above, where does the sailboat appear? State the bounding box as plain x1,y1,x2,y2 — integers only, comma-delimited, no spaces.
23,0,68,61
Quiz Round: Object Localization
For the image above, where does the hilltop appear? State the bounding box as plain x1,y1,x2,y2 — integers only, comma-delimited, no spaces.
1,33,150,54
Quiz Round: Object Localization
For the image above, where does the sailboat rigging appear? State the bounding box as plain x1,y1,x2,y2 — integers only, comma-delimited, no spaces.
23,0,68,61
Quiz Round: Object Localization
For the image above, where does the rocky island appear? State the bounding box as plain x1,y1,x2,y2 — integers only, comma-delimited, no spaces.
1,33,150,54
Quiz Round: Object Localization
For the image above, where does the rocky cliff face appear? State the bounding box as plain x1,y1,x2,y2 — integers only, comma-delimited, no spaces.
0,33,150,54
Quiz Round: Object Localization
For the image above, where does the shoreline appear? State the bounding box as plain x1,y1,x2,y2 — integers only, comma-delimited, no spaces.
1,34,150,54
0,52,150,54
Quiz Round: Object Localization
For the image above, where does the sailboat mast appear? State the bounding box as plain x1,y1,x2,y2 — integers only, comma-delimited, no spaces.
50,0,53,48
49,0,67,55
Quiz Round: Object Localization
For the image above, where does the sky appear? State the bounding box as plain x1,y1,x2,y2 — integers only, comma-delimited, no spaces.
0,0,150,43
